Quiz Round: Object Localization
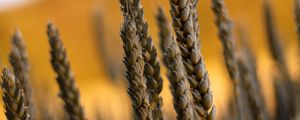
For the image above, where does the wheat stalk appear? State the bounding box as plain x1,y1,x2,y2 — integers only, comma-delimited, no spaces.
9,30,35,120
263,1,296,119
120,17,151,120
119,0,164,119
47,23,85,120
1,67,30,120
169,0,215,119
211,0,245,119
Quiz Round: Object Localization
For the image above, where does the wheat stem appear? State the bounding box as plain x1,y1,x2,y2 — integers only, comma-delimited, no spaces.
47,23,85,120
1,67,30,120
120,17,151,120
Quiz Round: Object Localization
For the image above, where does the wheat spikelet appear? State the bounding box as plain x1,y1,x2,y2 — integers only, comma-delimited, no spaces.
120,17,151,120
263,1,296,119
211,0,245,119
156,7,200,120
1,67,30,120
47,23,85,120
9,30,36,120
119,0,164,119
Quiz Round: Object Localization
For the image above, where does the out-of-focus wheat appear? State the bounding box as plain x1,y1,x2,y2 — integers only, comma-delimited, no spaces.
238,28,270,120
211,0,244,119
92,10,122,81
47,23,86,120
1,67,30,120
263,1,296,119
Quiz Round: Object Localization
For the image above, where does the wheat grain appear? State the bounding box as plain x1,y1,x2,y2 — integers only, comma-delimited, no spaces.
119,0,164,119
1,67,30,120
120,17,151,120
156,7,195,120
9,30,36,120
263,1,296,119
47,23,85,120
211,0,244,119
169,0,215,119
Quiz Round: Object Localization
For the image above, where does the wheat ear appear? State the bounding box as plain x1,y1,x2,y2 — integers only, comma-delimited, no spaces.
1,67,30,120
211,0,245,119
120,17,151,120
169,0,215,119
47,23,85,120
120,0,164,119
238,29,270,120
263,1,296,119
9,30,35,120
156,7,208,120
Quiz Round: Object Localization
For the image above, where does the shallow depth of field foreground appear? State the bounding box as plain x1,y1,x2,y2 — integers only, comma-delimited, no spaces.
0,0,299,120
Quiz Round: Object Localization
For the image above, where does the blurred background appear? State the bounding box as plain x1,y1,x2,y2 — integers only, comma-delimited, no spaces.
0,0,299,119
